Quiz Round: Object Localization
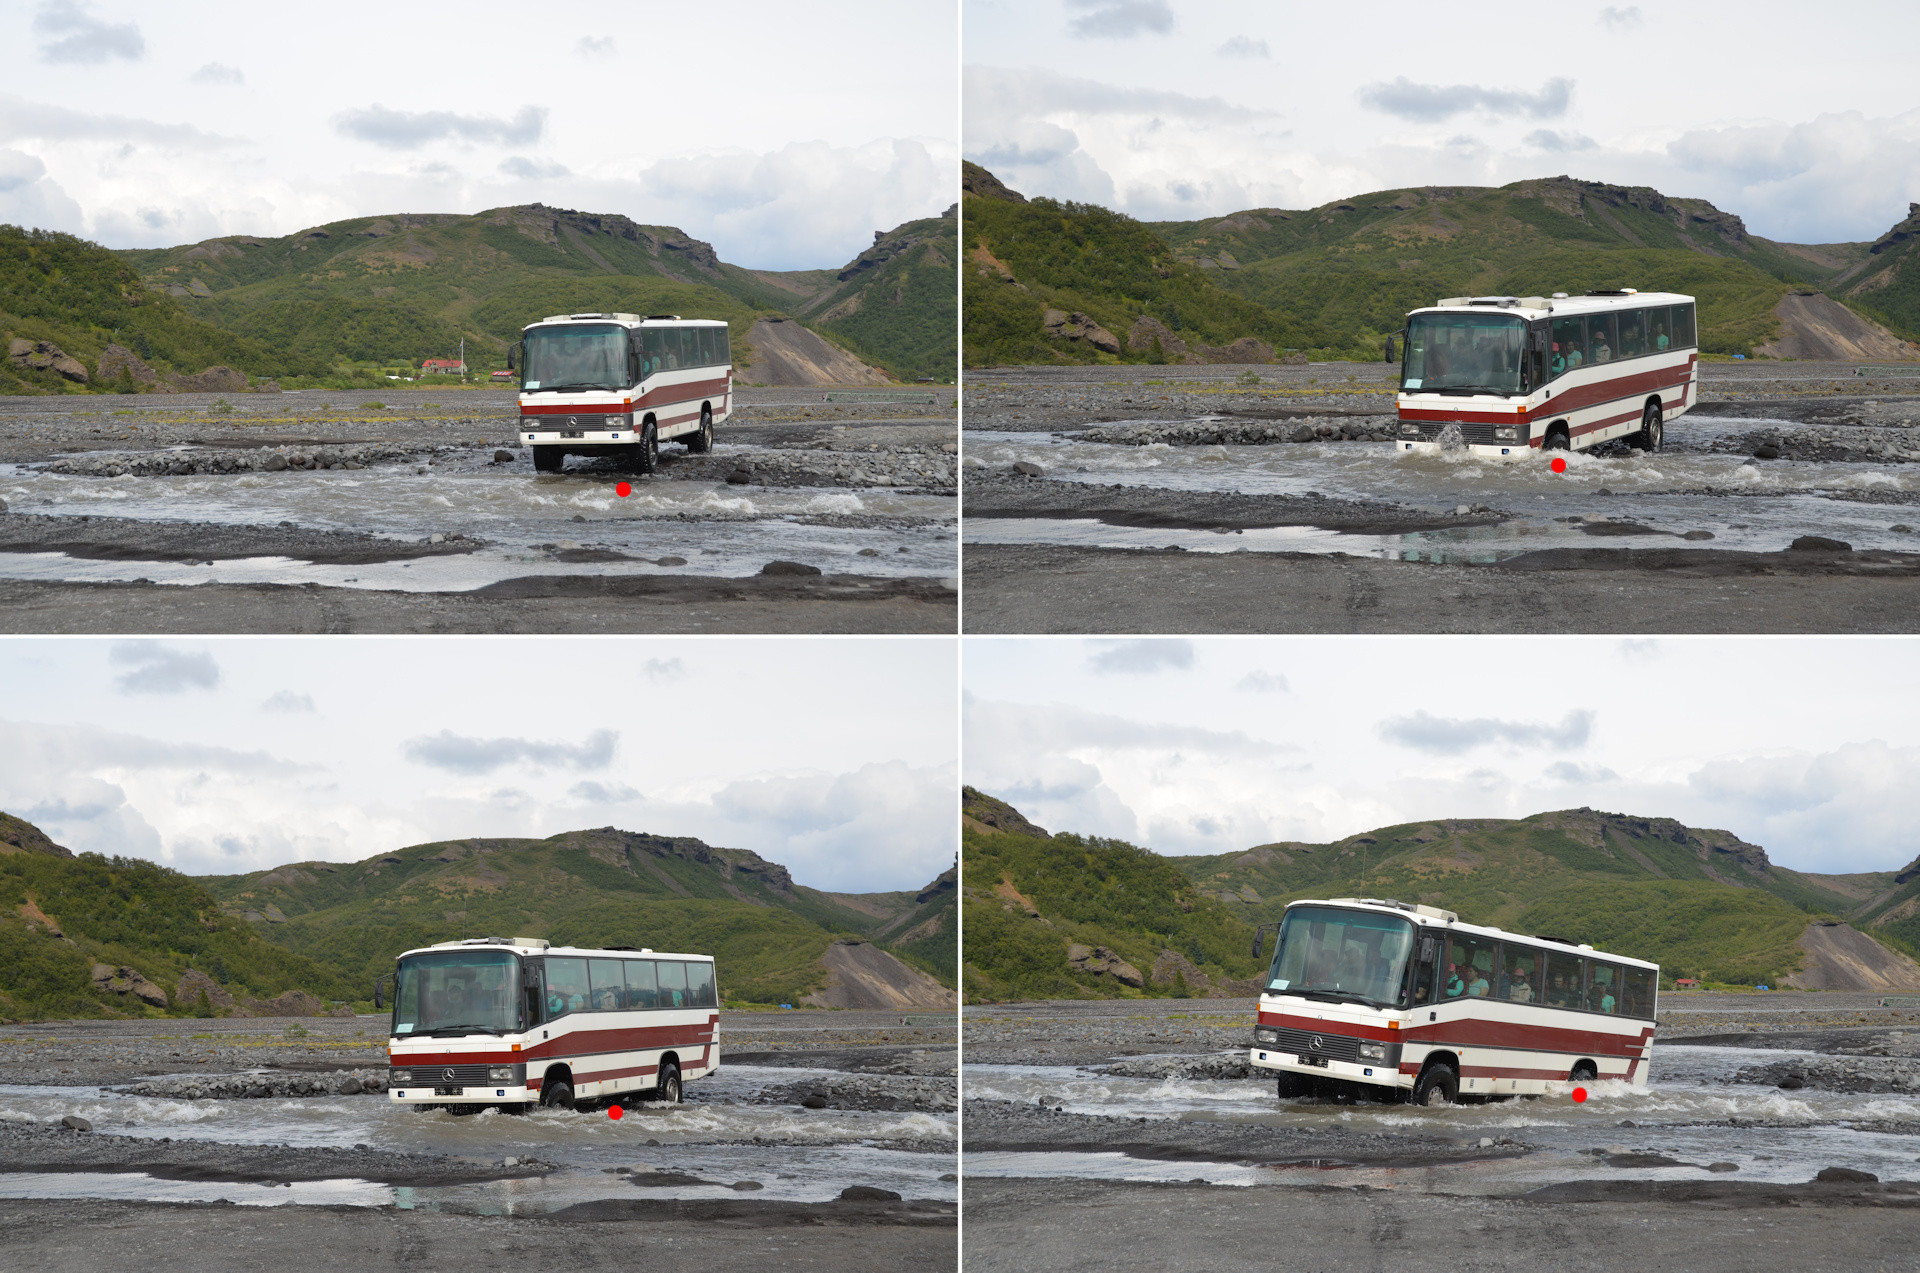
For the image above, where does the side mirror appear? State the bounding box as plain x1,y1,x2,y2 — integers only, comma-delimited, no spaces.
506,342,520,371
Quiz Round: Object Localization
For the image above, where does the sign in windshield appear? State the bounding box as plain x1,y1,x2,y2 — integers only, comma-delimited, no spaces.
1267,906,1415,1008
522,324,626,392
1401,312,1528,397
392,949,519,1036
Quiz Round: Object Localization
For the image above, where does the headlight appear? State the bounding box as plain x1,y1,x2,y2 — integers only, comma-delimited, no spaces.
1357,1041,1387,1061
1399,422,1421,436
1254,1026,1278,1044
489,1067,516,1083
1493,426,1519,440
389,1069,412,1084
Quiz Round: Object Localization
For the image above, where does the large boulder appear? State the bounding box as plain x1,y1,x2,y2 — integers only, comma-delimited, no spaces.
8,338,89,382
1150,949,1213,992
90,963,169,1008
1068,943,1145,988
175,969,237,1012
1128,316,1191,361
244,988,324,1017
170,365,250,393
97,344,160,388
1198,337,1276,364
1043,309,1122,355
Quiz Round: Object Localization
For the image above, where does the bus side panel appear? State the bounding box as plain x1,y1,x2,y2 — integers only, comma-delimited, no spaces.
1538,349,1695,450
540,1008,721,1100
1402,1000,1654,1094
638,365,732,439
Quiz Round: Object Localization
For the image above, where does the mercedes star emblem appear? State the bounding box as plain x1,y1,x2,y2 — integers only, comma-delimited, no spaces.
1309,1035,1324,1051
444,1068,455,1082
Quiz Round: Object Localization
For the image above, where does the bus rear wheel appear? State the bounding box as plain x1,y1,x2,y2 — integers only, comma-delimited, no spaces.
1631,401,1662,452
653,1061,681,1104
1411,1062,1458,1107
533,446,564,473
687,406,713,454
1570,1061,1597,1084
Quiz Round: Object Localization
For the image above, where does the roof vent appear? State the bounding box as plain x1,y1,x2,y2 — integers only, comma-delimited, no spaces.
458,937,510,945
513,937,550,950
1584,289,1637,297
645,314,682,321
1552,292,1569,299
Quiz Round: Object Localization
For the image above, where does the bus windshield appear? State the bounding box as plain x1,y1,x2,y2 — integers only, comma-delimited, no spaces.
1402,312,1527,396
1267,906,1415,1008
522,324,626,392
392,949,520,1036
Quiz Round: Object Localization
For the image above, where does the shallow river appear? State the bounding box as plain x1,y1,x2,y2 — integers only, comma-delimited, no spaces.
965,418,1920,562
0,1065,955,1213
964,1045,1920,1194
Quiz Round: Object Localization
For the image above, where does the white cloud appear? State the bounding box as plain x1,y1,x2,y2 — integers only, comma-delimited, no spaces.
1216,35,1270,59
335,104,546,150
1358,76,1573,122
402,728,617,775
189,63,244,86
499,155,570,180
0,95,233,148
1089,639,1193,674
1066,0,1173,39
1235,670,1289,694
1598,6,1643,30
261,691,316,714
110,642,219,694
705,760,956,892
1379,709,1596,754
576,36,616,58
642,658,684,682
33,1,143,65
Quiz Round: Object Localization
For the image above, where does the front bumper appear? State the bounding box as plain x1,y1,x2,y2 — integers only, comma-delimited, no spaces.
524,429,633,446
1248,1045,1406,1087
1396,438,1532,459
388,1083,536,1104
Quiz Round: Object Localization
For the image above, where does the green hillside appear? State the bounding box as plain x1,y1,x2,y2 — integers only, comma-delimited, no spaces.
0,825,355,1022
1,225,321,394
112,202,955,388
961,787,1263,1002
199,826,956,1006
963,167,1918,364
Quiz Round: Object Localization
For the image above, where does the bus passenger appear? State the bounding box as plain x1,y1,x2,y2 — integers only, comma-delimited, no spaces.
1506,967,1532,1002
1592,333,1612,363
1565,344,1583,371
1466,964,1491,997
1551,343,1566,375
1445,960,1464,998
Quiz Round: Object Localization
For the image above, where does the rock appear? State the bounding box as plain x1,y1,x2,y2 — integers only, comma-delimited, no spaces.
571,514,587,523
1777,1075,1804,1090
1706,1162,1739,1173
761,560,822,577
857,547,881,556
1455,504,1472,515
90,963,169,1007
1682,530,1715,540
1753,444,1781,460
170,366,250,393
1478,1137,1495,1148
61,1115,92,1132
176,969,236,1012
1789,536,1851,552
730,1180,764,1191
493,449,513,463
1127,315,1191,362
1067,943,1145,988
1893,524,1914,533
1012,460,1045,477
97,343,160,388
801,1094,829,1109
244,988,323,1017
655,556,687,567
264,454,289,472
0,499,7,513
1149,949,1213,993
1199,337,1276,364
839,1186,901,1202
726,469,753,484
430,533,446,544
8,339,89,382
1042,309,1122,354
1816,1166,1877,1183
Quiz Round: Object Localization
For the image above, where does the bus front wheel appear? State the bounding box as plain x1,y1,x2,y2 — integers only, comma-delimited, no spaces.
1631,402,1662,452
688,406,713,454
533,447,564,473
1275,1071,1310,1101
654,1061,682,1104
540,1078,575,1111
634,423,659,475
1411,1062,1458,1107
1543,427,1570,452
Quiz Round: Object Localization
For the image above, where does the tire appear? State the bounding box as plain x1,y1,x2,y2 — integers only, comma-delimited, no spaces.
1411,1061,1458,1107
687,405,713,454
532,446,564,473
539,1077,575,1111
654,1060,681,1104
1275,1070,1310,1100
1543,426,1571,452
1570,1061,1597,1084
635,422,659,475
1631,401,1662,452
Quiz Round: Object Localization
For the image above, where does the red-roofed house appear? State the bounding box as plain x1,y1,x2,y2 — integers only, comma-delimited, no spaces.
421,358,465,375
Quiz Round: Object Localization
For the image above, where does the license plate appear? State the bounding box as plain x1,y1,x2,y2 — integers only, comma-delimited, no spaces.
561,431,584,438
434,1086,464,1096
1300,1056,1329,1069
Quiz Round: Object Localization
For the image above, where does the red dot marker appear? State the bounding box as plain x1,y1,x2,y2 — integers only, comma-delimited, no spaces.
1571,1087,1588,1103
609,1104,623,1120
616,482,631,497
1550,457,1567,473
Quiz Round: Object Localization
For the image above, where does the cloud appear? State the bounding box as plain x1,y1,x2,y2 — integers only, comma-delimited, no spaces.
705,760,956,892
1672,742,1920,873
642,658,684,682
1378,708,1596,754
1089,639,1194,674
334,104,546,150
576,36,617,58
1217,35,1270,58
1357,76,1573,122
0,96,233,148
1525,129,1596,152
1616,639,1661,662
110,642,220,694
1066,0,1173,38
569,780,641,804
402,728,617,774
1598,5,1642,30
261,691,315,714
189,63,244,86
1235,670,1289,694
499,155,570,180
1544,761,1619,784
34,1,143,64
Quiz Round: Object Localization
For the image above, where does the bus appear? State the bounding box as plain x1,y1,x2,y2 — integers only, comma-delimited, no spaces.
1395,289,1698,458
509,312,733,475
1249,898,1657,1106
386,937,719,1112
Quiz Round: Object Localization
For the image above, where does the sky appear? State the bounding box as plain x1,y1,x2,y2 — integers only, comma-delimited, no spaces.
0,637,958,893
964,637,1920,876
0,0,958,269
963,1,1920,244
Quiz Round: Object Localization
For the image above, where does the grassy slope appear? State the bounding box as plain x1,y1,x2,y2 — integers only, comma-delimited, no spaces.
198,827,954,1006
0,847,355,1021
1175,809,1888,985
807,210,958,382
0,225,320,393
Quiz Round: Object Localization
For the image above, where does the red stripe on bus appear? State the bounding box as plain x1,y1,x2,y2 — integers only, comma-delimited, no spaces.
1263,1010,1652,1057
521,402,628,416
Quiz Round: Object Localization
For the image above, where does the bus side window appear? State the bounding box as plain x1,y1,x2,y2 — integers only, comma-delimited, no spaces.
718,327,732,366
1587,962,1620,1014
657,960,689,1009
1650,309,1671,351
1617,310,1646,359
1550,316,1584,376
699,327,717,366
1673,303,1696,348
624,959,657,1010
1500,945,1539,1003
588,958,625,1011
521,963,544,1029
1588,312,1617,364
1544,951,1582,1008
545,957,589,1018
1411,934,1439,1005
1620,966,1656,1018
687,962,717,1009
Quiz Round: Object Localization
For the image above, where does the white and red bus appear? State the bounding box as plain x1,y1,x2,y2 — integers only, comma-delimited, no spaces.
1249,898,1657,1106
386,937,719,1112
509,313,733,475
1395,290,1698,458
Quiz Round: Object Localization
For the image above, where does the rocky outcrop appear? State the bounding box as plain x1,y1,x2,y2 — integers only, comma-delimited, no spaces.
1197,336,1274,364
8,338,89,382
1513,176,1752,252
837,223,936,282
1127,315,1190,361
90,964,169,1008
916,865,957,906
962,788,1049,838
1869,203,1920,257
243,989,338,1017
1068,943,1144,988
168,365,250,393
1042,309,1121,354
96,343,161,388
0,812,74,857
963,162,1027,204
1150,949,1211,991
175,969,237,1013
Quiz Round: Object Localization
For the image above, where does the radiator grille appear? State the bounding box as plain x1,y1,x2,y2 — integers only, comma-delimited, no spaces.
396,1063,499,1085
1264,1026,1360,1063
1400,420,1511,446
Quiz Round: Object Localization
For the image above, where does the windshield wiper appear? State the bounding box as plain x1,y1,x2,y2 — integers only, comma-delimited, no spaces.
411,1024,508,1037
527,383,616,394
1293,989,1386,1008
1423,385,1517,397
